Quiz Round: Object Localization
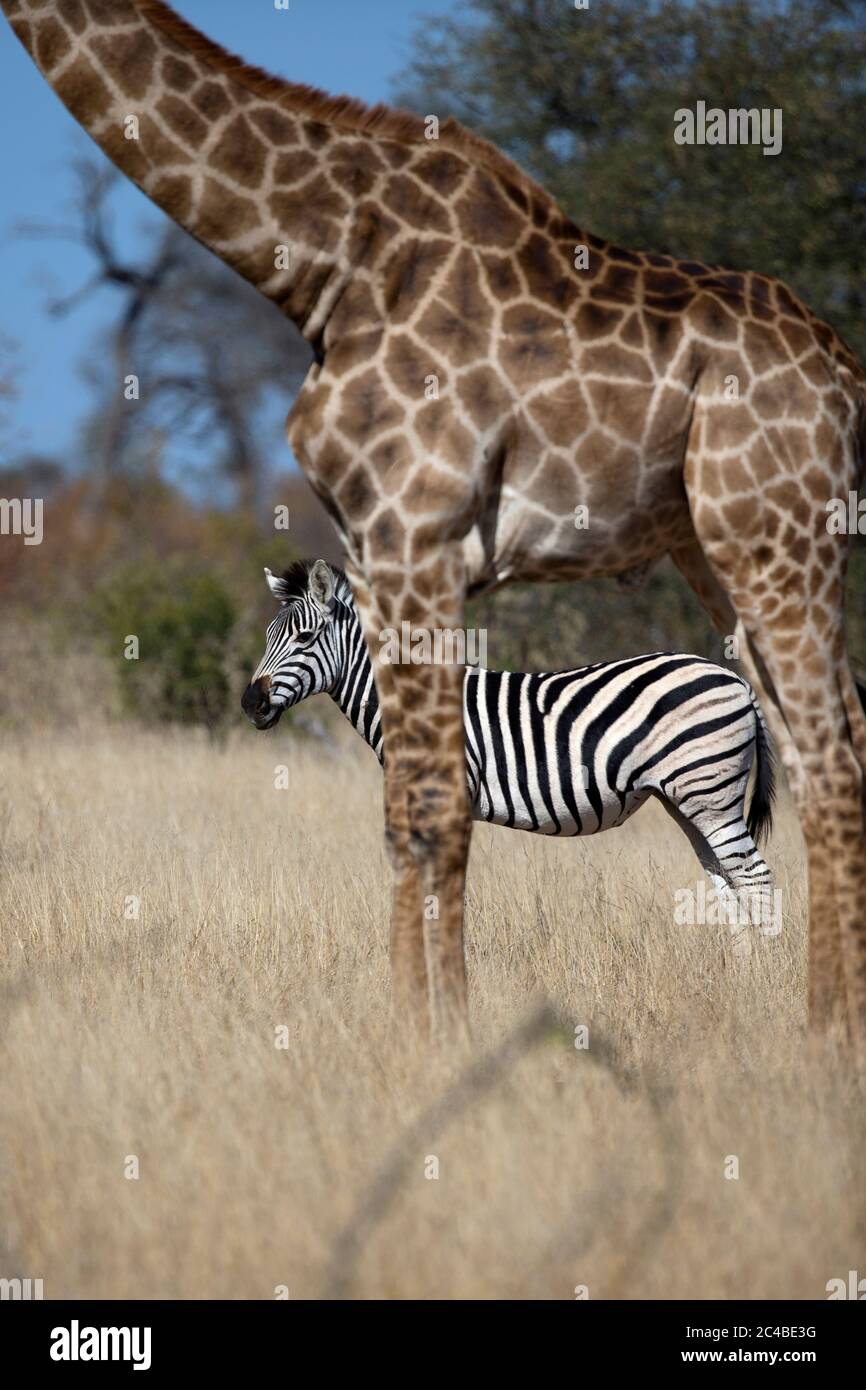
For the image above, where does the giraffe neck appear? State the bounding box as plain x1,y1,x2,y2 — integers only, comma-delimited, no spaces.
3,1,587,351
0,1,407,341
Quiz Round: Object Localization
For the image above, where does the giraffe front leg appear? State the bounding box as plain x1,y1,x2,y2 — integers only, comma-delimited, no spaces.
346,566,429,1023
352,550,472,1042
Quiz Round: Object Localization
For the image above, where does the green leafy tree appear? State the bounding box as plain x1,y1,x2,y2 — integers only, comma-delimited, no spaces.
91,563,237,732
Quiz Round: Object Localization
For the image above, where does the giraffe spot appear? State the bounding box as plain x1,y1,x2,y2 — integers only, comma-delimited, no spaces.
766,480,810,523
56,0,86,35
530,454,582,513
162,55,197,93
454,170,527,247
198,177,261,243
337,369,406,439
383,334,434,398
799,349,831,388
753,368,810,420
91,27,157,100
34,16,71,70
156,93,208,148
742,320,783,369
273,149,318,186
585,376,655,431
701,271,747,298
441,246,491,323
528,380,592,448
775,282,807,321
9,19,33,49
723,457,755,492
371,509,401,552
642,310,685,368
583,342,654,384
346,201,402,268
150,174,193,225
596,263,639,300
582,438,640,497
417,295,491,368
529,194,551,228
690,293,739,342
778,318,814,356
380,139,413,170
704,405,758,452
500,180,530,213
722,498,763,536
645,252,674,268
803,467,832,502
270,175,349,251
303,120,332,149
331,140,388,197
411,149,470,196
607,246,644,267
517,234,578,312
576,301,623,341
456,365,510,432
499,312,571,386
381,237,452,322
644,269,690,298
620,313,646,350
413,405,474,465
338,468,377,521
385,174,452,235
54,55,117,132
481,252,523,302
192,81,232,120
82,0,127,23
249,106,298,145
367,433,414,491
300,436,350,489
326,328,386,377
329,279,380,337
212,114,268,188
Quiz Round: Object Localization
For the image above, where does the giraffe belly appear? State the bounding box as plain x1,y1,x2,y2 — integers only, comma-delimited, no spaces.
462,474,693,589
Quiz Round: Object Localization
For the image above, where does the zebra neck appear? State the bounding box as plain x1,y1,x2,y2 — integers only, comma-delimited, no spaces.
329,621,383,761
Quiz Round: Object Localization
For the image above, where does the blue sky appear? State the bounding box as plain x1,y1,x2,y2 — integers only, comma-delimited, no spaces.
0,0,456,467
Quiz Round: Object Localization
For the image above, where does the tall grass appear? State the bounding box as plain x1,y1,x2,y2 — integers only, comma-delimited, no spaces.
0,708,863,1299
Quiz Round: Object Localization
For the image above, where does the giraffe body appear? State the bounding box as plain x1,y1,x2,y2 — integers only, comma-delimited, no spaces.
4,0,866,1042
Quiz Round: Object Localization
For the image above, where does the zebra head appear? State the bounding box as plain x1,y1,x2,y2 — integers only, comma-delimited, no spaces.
241,559,346,730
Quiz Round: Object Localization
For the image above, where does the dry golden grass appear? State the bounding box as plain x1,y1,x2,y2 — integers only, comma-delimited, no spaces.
0,710,864,1300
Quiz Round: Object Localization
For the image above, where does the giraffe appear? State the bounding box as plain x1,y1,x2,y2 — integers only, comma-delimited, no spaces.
3,0,865,1044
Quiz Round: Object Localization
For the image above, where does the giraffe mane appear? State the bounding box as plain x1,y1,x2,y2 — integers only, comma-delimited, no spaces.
136,0,558,213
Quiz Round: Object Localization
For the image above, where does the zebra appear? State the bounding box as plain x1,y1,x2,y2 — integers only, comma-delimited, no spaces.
242,558,779,954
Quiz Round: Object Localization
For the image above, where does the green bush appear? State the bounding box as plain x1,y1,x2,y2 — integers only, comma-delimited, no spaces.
90,562,237,731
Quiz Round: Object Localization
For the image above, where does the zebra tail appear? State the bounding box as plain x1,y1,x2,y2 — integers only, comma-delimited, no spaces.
746,695,776,848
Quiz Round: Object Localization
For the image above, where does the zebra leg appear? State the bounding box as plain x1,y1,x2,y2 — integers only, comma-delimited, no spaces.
703,817,779,942
654,796,754,962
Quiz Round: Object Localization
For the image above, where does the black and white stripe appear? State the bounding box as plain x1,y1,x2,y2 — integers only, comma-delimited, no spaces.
243,560,777,944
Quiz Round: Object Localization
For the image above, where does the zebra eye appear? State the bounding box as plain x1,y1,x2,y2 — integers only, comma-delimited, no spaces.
294,629,315,643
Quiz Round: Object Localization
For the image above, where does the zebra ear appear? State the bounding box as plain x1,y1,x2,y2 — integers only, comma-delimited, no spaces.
308,559,336,610
264,567,290,603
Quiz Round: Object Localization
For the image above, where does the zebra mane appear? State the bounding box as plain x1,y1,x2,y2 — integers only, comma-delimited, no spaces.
278,558,353,606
